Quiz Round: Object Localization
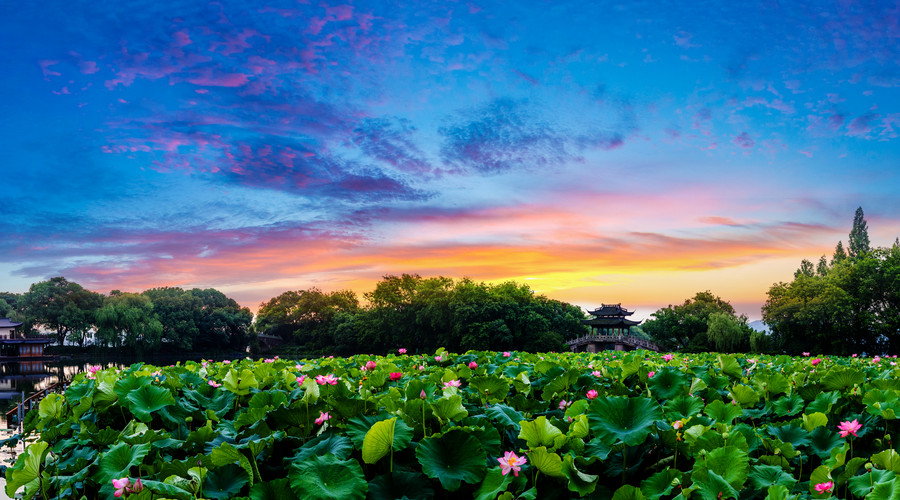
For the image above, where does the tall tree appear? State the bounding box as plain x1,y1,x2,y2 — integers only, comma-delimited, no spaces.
832,241,847,265
22,277,101,344
95,293,163,351
634,291,749,352
816,255,829,277
848,206,871,259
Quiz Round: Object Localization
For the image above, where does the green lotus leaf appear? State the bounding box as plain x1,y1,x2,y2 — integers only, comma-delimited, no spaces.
704,400,743,424
729,385,760,407
806,391,841,414
369,471,435,500
770,394,805,417
664,395,704,420
752,371,790,398
692,446,748,491
346,414,383,449
835,457,867,485
224,368,258,395
518,416,564,449
585,436,612,460
137,479,194,500
871,449,900,473
848,468,895,498
821,367,864,392
37,393,64,421
542,369,580,400
808,465,833,497
249,478,295,500
692,469,739,500
514,371,532,396
767,424,810,450
587,396,662,446
527,446,564,478
293,434,354,462
248,390,287,409
289,454,367,500
802,412,828,431
432,395,468,422
620,354,643,379
210,442,254,486
94,442,150,485
204,464,251,500
611,484,648,500
640,468,682,500
416,430,486,491
807,427,843,459
562,454,598,496
748,465,797,489
474,468,514,500
565,399,590,418
718,355,742,378
126,385,176,422
469,375,511,403
647,368,688,401
114,375,150,401
484,404,526,432
362,417,414,464
5,441,48,498
764,484,799,500
568,414,590,439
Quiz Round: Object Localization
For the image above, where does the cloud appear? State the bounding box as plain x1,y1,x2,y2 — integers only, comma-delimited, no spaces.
732,132,754,149
847,113,880,137
350,118,436,175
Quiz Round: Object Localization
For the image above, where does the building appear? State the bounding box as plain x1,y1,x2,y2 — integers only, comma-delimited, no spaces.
582,303,641,336
567,304,659,352
0,318,53,358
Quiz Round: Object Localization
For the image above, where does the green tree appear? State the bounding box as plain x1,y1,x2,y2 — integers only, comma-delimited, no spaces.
795,259,815,278
643,291,748,352
95,293,163,352
832,241,847,265
142,287,201,350
189,288,252,351
706,312,750,352
848,206,871,259
22,277,101,344
256,287,359,352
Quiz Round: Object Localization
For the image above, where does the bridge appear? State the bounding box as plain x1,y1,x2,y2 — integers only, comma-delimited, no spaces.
567,334,661,353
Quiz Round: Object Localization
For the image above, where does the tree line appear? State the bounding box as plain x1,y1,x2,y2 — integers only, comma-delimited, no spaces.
761,207,900,355
255,274,588,355
0,280,252,354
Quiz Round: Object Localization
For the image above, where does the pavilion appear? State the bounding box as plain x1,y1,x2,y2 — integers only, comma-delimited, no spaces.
0,318,53,358
567,304,659,352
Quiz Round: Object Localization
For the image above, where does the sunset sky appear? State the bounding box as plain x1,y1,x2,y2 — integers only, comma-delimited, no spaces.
3,1,900,320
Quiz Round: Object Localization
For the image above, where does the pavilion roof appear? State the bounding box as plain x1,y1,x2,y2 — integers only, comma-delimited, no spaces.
581,317,641,327
586,303,635,318
0,318,22,328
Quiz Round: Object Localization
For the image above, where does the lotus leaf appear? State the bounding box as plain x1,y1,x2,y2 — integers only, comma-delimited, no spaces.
289,454,367,500
415,430,486,491
588,396,662,446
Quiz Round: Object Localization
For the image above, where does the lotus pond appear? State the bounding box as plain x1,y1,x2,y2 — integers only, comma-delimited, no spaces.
5,349,900,499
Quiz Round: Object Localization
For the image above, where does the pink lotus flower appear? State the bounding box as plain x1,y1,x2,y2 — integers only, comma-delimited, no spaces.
852,353,858,358
802,352,811,357
586,389,598,400
87,364,102,374
559,400,571,410
398,348,407,354
838,419,862,438
663,354,674,362
315,412,331,425
131,478,143,493
498,451,527,476
648,371,656,378
222,360,231,364
420,390,427,399
365,360,377,371
201,360,208,367
295,363,303,370
468,361,478,369
444,379,461,388
592,370,602,377
208,380,221,388
673,421,683,430
503,351,511,357
419,365,425,371
814,481,834,494
811,358,822,366
112,478,131,497
316,374,338,385
264,358,275,363
296,375,306,385
873,356,882,363
390,372,402,381
435,355,442,361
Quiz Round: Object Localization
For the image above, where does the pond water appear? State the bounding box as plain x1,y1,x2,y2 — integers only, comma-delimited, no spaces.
0,355,221,428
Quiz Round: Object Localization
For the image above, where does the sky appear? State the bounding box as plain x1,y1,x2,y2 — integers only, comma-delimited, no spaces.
3,0,900,321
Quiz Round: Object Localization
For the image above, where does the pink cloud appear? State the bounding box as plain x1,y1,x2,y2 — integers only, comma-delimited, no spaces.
732,132,754,149
38,60,61,78
187,70,249,87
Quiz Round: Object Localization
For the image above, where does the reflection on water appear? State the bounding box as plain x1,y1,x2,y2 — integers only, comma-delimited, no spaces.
0,358,180,427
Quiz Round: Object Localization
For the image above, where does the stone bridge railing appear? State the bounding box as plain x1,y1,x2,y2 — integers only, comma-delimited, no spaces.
566,334,661,352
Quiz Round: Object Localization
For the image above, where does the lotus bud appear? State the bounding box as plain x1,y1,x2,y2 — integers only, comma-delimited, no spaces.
722,432,729,440
865,462,873,470
671,478,681,487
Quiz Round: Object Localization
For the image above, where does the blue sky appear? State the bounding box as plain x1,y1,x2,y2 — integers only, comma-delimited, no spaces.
2,0,899,319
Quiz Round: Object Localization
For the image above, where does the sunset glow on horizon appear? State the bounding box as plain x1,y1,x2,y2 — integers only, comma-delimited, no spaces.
4,1,900,321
